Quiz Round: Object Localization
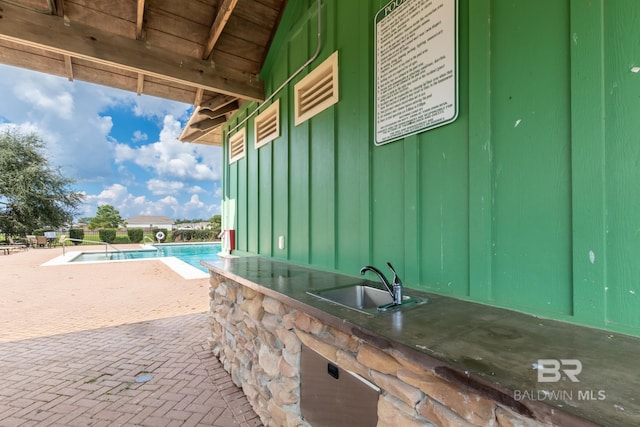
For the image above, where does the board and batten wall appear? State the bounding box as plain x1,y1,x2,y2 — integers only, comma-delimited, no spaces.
221,0,640,337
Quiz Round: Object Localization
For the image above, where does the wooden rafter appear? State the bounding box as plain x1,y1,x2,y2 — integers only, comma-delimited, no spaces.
191,116,227,131
194,88,204,106
202,0,238,60
185,100,238,140
47,0,64,16
201,101,239,118
136,73,144,95
63,54,73,81
200,94,237,111
178,106,226,144
136,0,145,40
0,1,265,101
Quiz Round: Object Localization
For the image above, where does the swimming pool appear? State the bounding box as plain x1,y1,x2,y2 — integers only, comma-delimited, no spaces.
69,242,221,272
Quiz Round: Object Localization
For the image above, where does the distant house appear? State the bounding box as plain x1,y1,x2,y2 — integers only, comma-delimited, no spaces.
126,216,175,230
175,221,212,231
192,221,212,230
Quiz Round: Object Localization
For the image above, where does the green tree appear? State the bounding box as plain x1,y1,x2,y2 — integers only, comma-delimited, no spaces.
88,205,125,230
0,129,84,236
210,214,221,237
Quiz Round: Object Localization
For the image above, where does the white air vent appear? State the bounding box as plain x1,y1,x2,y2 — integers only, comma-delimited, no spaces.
228,128,246,164
254,99,280,149
294,51,339,126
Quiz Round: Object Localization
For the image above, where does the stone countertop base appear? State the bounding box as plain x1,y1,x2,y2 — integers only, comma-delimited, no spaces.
203,256,640,426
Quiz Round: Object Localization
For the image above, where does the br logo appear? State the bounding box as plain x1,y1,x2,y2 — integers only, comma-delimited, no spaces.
537,359,582,383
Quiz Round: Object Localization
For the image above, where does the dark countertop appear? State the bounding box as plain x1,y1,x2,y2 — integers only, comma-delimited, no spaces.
202,257,640,427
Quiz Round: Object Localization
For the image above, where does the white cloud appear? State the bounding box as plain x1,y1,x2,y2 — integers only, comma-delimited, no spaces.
0,121,42,137
0,66,119,179
132,96,192,121
14,82,74,120
113,143,136,162
132,130,148,142
185,194,205,210
147,179,185,196
182,194,219,219
132,195,148,207
91,115,114,137
159,196,179,205
0,65,199,183
113,115,222,182
189,185,206,194
81,183,219,220
0,65,221,220
85,183,131,207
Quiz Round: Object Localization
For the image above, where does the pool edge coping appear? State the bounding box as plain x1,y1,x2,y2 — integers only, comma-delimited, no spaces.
41,244,210,280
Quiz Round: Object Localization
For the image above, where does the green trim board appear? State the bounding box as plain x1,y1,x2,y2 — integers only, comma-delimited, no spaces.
569,0,607,325
467,0,492,302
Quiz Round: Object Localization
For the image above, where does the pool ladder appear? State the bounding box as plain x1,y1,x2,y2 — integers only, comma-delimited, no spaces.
62,238,122,256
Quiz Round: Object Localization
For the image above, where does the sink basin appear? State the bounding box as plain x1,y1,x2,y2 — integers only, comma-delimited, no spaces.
307,284,426,314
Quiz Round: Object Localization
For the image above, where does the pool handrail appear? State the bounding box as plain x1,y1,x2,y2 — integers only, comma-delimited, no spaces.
62,238,122,256
143,236,156,244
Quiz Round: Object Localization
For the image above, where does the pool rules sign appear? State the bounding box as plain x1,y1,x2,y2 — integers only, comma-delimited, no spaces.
374,0,458,145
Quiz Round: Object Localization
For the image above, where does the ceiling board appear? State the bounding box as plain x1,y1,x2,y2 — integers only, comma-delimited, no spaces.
0,0,288,144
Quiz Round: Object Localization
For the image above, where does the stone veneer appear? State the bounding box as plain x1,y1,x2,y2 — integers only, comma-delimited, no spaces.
208,272,552,427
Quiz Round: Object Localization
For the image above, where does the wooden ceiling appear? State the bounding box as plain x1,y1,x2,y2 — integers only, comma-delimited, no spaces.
0,0,288,145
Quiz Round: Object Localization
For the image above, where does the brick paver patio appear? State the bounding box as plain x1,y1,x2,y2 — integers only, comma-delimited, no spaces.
0,247,262,426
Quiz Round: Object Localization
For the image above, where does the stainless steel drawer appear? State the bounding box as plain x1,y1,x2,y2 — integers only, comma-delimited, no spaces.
300,344,380,426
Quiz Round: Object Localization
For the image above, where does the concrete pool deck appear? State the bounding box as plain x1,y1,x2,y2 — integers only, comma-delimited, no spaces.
42,244,210,280
0,245,261,426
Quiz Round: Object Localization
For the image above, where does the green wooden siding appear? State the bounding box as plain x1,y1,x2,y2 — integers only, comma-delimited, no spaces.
222,0,640,336
604,0,640,329
489,0,573,314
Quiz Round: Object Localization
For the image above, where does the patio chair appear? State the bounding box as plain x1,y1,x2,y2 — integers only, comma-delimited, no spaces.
6,237,28,252
36,236,49,247
0,245,21,255
26,235,37,248
55,235,67,246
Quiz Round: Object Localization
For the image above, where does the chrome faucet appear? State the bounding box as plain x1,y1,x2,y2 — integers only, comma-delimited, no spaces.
360,262,403,305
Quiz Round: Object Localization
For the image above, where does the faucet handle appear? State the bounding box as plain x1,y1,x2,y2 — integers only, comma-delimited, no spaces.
386,262,402,285
387,262,403,305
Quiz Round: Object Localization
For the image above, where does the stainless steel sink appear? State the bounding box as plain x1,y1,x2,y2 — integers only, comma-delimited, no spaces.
307,284,426,314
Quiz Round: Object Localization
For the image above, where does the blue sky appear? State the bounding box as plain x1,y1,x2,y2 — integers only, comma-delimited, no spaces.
0,64,223,221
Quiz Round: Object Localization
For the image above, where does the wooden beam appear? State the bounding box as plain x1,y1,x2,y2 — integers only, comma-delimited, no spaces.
194,87,204,106
202,0,238,59
200,94,237,111
136,0,145,40
0,43,200,104
201,100,238,118
191,115,227,131
63,54,73,81
0,1,264,101
181,127,222,144
136,73,144,95
47,0,64,16
47,0,56,15
179,108,225,144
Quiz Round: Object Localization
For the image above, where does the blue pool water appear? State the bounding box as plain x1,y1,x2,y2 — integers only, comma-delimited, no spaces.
70,243,221,272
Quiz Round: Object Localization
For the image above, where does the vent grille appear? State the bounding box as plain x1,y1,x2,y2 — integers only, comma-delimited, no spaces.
255,100,280,149
229,128,246,163
295,51,339,126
